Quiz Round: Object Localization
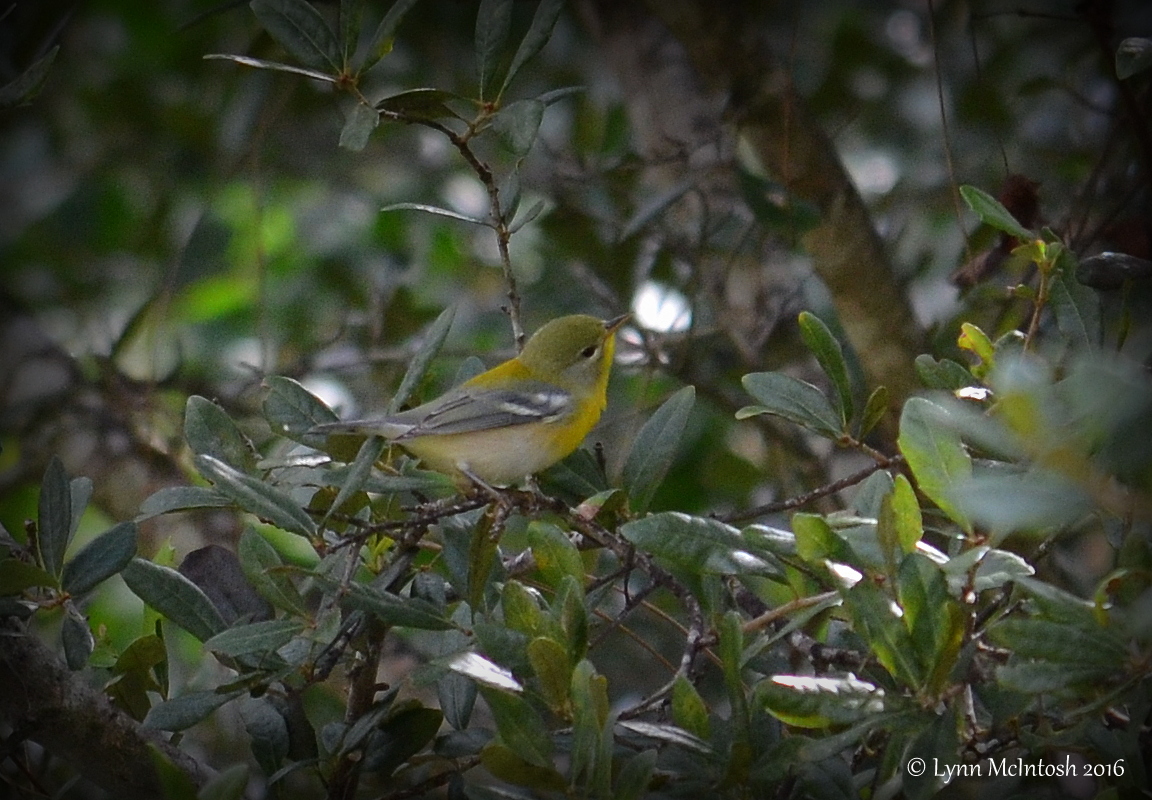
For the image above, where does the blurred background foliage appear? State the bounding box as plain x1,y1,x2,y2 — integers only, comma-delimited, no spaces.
1,0,1151,797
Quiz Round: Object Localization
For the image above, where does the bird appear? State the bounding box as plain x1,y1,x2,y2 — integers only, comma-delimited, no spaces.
312,313,629,486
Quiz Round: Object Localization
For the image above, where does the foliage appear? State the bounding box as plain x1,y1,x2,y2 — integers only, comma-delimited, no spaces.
2,1,1151,799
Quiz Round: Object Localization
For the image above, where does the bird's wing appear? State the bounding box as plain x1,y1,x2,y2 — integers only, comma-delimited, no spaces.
390,381,573,439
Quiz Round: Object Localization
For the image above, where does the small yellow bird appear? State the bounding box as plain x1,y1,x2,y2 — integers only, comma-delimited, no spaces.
314,314,628,486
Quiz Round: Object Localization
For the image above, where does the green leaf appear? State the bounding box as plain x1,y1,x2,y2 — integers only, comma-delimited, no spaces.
614,749,657,800
61,521,138,597
491,98,544,156
380,201,491,227
321,434,384,529
62,611,94,670
338,102,379,151
896,554,964,693
185,396,257,473
262,375,339,446
479,743,567,792
475,0,513,100
334,580,455,630
739,372,842,439
122,558,228,642
621,386,695,513
857,385,889,438
138,486,233,520
365,706,443,777
914,355,975,392
526,521,584,588
615,719,712,754
798,311,854,426
757,675,885,728
791,512,844,563
375,87,461,123
204,619,303,658
957,322,996,378
498,0,564,98
508,198,546,234
1050,254,1101,349
527,636,572,713
959,184,1032,240
621,512,773,576
671,675,710,740
0,45,59,109
889,474,922,555
197,763,249,800
144,689,243,731
194,455,317,538
480,686,553,768
203,53,338,82
843,579,921,686
237,528,307,615
390,306,456,413
500,579,546,637
36,456,71,577
339,0,361,63
988,618,1128,668
362,0,421,68
996,660,1118,692
250,0,342,73
438,671,477,730
0,558,58,594
897,398,972,533
1116,36,1152,79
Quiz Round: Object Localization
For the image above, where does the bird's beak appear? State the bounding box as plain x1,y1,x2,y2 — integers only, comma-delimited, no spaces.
603,313,631,334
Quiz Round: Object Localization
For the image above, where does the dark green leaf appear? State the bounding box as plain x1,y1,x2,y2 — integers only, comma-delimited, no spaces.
989,618,1128,668
375,87,460,123
491,98,544,156
339,0,361,63
185,396,257,473
237,528,307,615
526,521,584,588
239,697,289,776
757,675,885,728
508,198,546,234
198,763,249,800
0,45,59,108
621,512,773,575
62,611,94,670
438,671,477,730
1116,36,1152,79
204,53,338,82
479,743,567,792
498,0,563,97
475,0,513,100
739,372,842,439
363,0,421,69
897,398,972,533
1050,254,1101,349
959,185,1032,240
138,486,233,520
335,580,455,630
480,686,552,768
37,456,71,577
996,660,1118,692
338,102,379,151
366,706,443,776
843,580,922,686
0,559,58,594
263,375,338,446
615,720,712,754
857,385,889,438
123,558,228,642
390,306,455,413
251,0,342,73
143,689,243,731
622,386,695,513
204,619,303,658
194,455,317,538
614,748,657,800
914,355,974,391
500,579,546,638
798,311,853,425
61,521,138,597
321,435,384,528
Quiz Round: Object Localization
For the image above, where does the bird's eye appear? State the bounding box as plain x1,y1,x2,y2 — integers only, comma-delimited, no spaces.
580,344,598,358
